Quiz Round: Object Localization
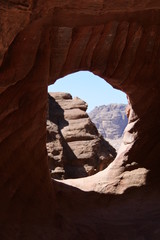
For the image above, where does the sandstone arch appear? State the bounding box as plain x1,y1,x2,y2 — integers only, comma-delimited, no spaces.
0,1,160,239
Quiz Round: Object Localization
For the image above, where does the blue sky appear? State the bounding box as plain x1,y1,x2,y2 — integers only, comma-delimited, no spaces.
48,71,127,112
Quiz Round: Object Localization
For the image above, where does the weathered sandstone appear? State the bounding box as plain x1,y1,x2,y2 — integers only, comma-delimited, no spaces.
89,104,128,150
47,92,116,179
0,1,160,239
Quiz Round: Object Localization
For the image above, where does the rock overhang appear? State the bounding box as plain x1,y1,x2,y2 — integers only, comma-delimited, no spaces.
0,0,160,239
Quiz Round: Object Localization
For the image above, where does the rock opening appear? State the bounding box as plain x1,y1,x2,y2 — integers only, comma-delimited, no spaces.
0,2,160,238
47,72,127,179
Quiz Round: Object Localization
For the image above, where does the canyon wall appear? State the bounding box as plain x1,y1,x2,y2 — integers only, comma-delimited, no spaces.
0,1,160,239
89,104,128,150
47,92,116,179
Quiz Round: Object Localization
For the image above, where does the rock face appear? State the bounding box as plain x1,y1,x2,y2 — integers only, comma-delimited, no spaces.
89,104,128,150
0,1,160,239
47,93,116,179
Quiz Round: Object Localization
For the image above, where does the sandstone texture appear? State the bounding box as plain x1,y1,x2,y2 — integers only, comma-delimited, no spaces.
89,104,128,150
47,93,116,179
0,1,160,239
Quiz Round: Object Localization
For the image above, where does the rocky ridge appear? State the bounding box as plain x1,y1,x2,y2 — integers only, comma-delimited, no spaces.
89,104,128,150
47,92,116,179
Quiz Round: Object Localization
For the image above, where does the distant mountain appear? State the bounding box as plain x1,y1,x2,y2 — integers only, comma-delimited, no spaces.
89,104,128,151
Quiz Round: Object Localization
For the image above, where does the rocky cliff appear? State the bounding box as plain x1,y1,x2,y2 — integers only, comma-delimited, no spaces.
47,93,116,179
89,104,128,150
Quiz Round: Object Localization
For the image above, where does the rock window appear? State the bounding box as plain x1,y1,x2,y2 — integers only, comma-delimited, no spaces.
47,71,127,179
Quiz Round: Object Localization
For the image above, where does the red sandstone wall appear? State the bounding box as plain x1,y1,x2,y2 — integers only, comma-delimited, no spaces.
0,1,160,239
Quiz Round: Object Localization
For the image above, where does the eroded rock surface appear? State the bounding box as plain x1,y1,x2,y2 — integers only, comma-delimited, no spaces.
89,104,128,150
47,93,116,179
0,1,160,239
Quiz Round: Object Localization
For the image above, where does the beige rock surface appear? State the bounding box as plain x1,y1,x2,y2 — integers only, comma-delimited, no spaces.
47,92,116,179
89,104,128,151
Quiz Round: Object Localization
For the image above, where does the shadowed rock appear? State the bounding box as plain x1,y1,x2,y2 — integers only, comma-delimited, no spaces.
47,92,116,179
0,1,160,239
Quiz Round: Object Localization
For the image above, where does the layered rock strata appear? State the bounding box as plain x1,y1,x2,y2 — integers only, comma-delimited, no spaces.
0,1,160,239
47,92,116,179
89,104,128,150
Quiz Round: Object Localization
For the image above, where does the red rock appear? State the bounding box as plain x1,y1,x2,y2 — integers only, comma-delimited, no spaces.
0,1,160,239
